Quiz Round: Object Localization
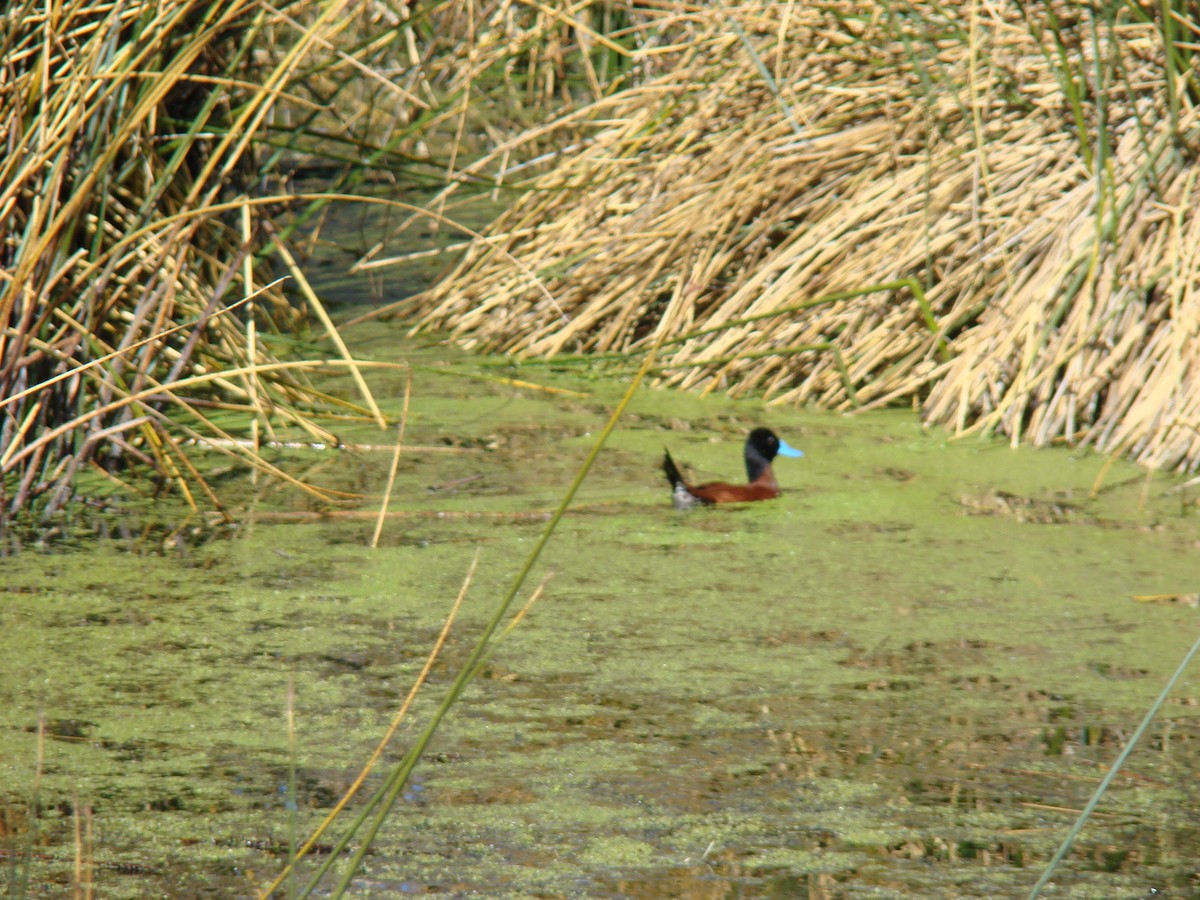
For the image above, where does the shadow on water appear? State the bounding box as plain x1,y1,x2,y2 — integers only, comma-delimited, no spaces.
288,179,505,309
2,333,1200,898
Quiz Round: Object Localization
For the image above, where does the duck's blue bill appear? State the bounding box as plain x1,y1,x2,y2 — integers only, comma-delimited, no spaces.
778,439,804,458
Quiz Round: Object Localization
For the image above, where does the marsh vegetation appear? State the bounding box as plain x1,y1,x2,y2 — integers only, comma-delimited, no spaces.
2,1,1200,897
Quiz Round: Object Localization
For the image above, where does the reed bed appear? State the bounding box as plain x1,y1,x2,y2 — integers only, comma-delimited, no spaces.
410,1,1200,472
0,0,330,527
0,0,660,528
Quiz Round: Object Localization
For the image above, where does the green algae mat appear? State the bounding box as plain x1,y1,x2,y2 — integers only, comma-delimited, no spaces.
2,334,1199,898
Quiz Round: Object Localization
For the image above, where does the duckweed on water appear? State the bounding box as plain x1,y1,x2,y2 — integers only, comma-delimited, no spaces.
2,333,1199,897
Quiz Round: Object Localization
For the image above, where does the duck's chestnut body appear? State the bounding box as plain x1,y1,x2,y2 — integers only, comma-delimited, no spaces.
662,428,803,509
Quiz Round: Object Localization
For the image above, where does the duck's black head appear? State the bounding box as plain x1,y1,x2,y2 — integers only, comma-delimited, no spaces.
744,428,803,481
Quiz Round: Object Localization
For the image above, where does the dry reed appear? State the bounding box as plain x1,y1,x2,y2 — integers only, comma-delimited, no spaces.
407,1,1200,472
0,0,328,526
0,0,648,528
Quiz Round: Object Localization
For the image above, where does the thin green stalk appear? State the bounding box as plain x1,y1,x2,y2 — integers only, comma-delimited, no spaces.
476,280,946,370
666,279,944,356
1042,3,1094,171
1088,4,1116,240
285,343,665,899
1159,0,1180,141
725,14,805,140
652,343,861,407
1028,628,1200,898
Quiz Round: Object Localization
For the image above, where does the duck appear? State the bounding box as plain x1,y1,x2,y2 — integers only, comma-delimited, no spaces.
662,427,804,509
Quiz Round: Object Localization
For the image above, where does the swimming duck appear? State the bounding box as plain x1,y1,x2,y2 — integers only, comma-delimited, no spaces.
662,428,804,509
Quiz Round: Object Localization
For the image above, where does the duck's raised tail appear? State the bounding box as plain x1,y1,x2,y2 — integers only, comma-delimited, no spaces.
662,449,707,509
662,449,684,489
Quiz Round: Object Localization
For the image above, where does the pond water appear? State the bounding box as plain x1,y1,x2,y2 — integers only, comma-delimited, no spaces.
2,331,1199,898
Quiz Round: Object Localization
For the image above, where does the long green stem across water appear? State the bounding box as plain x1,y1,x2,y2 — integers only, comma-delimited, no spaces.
279,343,664,898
